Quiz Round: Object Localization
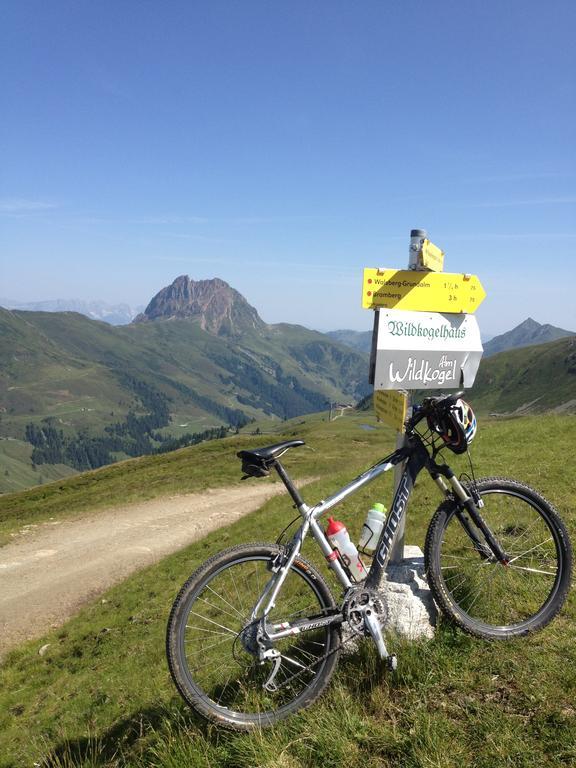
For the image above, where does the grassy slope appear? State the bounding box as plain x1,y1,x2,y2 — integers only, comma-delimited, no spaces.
2,311,368,425
0,439,76,495
0,412,575,767
0,310,369,492
470,336,576,413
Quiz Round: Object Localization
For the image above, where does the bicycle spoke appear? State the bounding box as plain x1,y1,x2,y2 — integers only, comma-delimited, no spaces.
507,564,557,577
503,515,545,551
185,625,233,636
188,611,238,636
195,594,244,624
187,635,237,652
507,537,554,565
205,583,246,620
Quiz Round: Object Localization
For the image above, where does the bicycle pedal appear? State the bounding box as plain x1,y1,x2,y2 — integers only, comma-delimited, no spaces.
386,654,398,672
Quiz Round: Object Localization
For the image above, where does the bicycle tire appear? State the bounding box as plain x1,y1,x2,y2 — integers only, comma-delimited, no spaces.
425,477,572,639
166,543,341,730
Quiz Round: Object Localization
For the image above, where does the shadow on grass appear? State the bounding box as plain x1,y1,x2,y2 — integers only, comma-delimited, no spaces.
37,701,213,767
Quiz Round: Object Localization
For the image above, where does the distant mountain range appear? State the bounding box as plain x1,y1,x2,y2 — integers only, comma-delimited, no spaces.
3,293,572,356
0,298,139,325
325,329,373,354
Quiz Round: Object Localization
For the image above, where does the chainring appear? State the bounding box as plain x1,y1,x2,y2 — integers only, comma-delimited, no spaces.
343,586,386,636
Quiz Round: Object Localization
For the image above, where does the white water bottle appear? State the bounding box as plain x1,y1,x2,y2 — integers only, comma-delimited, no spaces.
358,502,387,554
326,516,368,582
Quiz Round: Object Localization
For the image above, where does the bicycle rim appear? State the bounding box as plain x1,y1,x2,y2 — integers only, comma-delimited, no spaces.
429,480,570,637
168,547,339,727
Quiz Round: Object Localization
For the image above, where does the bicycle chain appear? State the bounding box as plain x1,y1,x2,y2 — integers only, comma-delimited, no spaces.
267,623,359,692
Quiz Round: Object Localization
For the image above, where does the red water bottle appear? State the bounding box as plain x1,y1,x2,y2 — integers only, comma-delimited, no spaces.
326,516,368,582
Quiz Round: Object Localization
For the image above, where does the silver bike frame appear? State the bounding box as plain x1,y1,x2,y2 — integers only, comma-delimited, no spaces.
257,447,412,640
259,435,484,642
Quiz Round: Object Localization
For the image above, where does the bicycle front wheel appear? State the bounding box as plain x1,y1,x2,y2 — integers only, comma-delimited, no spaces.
425,478,572,639
166,543,340,730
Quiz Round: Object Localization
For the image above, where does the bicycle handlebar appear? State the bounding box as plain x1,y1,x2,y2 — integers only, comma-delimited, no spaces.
406,391,465,432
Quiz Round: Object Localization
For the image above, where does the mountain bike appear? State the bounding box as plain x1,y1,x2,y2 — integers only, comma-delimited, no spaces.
166,393,572,730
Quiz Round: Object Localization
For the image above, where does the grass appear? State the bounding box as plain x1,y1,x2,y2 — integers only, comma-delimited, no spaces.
0,412,575,767
0,438,76,495
470,337,576,414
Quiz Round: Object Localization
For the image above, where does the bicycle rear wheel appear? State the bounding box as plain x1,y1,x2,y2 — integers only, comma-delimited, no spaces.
166,543,340,730
425,478,572,639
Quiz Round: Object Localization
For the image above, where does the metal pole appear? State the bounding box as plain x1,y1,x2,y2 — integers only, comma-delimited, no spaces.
409,228,427,270
388,228,427,564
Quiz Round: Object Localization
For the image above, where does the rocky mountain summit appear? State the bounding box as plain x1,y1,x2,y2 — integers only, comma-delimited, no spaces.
133,276,265,336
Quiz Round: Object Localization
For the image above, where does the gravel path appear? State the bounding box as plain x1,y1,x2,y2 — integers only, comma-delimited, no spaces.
0,482,292,659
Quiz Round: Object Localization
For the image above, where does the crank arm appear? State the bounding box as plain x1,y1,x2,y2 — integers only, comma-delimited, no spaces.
364,609,390,660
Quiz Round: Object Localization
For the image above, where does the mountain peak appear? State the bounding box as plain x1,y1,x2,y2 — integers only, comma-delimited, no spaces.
517,317,540,331
484,317,575,357
133,276,265,336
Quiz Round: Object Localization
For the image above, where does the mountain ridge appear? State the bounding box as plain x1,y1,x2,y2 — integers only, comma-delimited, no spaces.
482,317,574,356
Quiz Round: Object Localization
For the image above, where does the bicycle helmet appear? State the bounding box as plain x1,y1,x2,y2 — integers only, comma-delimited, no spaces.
428,398,477,454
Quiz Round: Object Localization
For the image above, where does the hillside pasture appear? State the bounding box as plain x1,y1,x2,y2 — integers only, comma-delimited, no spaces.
0,412,574,767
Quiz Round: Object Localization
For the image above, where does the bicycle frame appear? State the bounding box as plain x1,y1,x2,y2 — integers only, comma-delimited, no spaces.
251,431,510,645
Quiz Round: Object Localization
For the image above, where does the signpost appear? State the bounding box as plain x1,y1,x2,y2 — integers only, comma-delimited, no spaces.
362,268,486,313
374,390,408,433
373,310,483,390
419,239,445,272
362,229,486,564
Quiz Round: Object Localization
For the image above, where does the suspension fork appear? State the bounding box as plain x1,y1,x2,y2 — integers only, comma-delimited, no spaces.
433,469,509,564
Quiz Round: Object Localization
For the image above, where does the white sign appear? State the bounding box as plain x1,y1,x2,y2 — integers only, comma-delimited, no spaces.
373,310,483,390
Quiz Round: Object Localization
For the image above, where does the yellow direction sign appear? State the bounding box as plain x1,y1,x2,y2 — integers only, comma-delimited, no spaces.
419,239,444,272
374,390,407,433
362,268,486,313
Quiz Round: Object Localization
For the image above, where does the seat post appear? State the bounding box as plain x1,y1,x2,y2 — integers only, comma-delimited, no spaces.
273,460,305,509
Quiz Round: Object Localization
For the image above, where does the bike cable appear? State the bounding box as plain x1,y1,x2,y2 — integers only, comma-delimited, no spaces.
275,515,301,545
460,448,480,501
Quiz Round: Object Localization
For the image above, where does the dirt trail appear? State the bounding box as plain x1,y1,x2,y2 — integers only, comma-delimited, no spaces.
0,482,293,659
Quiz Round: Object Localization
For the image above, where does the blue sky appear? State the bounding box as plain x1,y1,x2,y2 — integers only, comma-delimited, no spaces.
1,0,575,337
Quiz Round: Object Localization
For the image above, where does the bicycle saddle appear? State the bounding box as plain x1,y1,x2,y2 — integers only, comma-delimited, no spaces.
237,440,305,477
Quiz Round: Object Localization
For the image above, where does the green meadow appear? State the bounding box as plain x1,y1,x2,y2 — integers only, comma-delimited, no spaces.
0,411,575,767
